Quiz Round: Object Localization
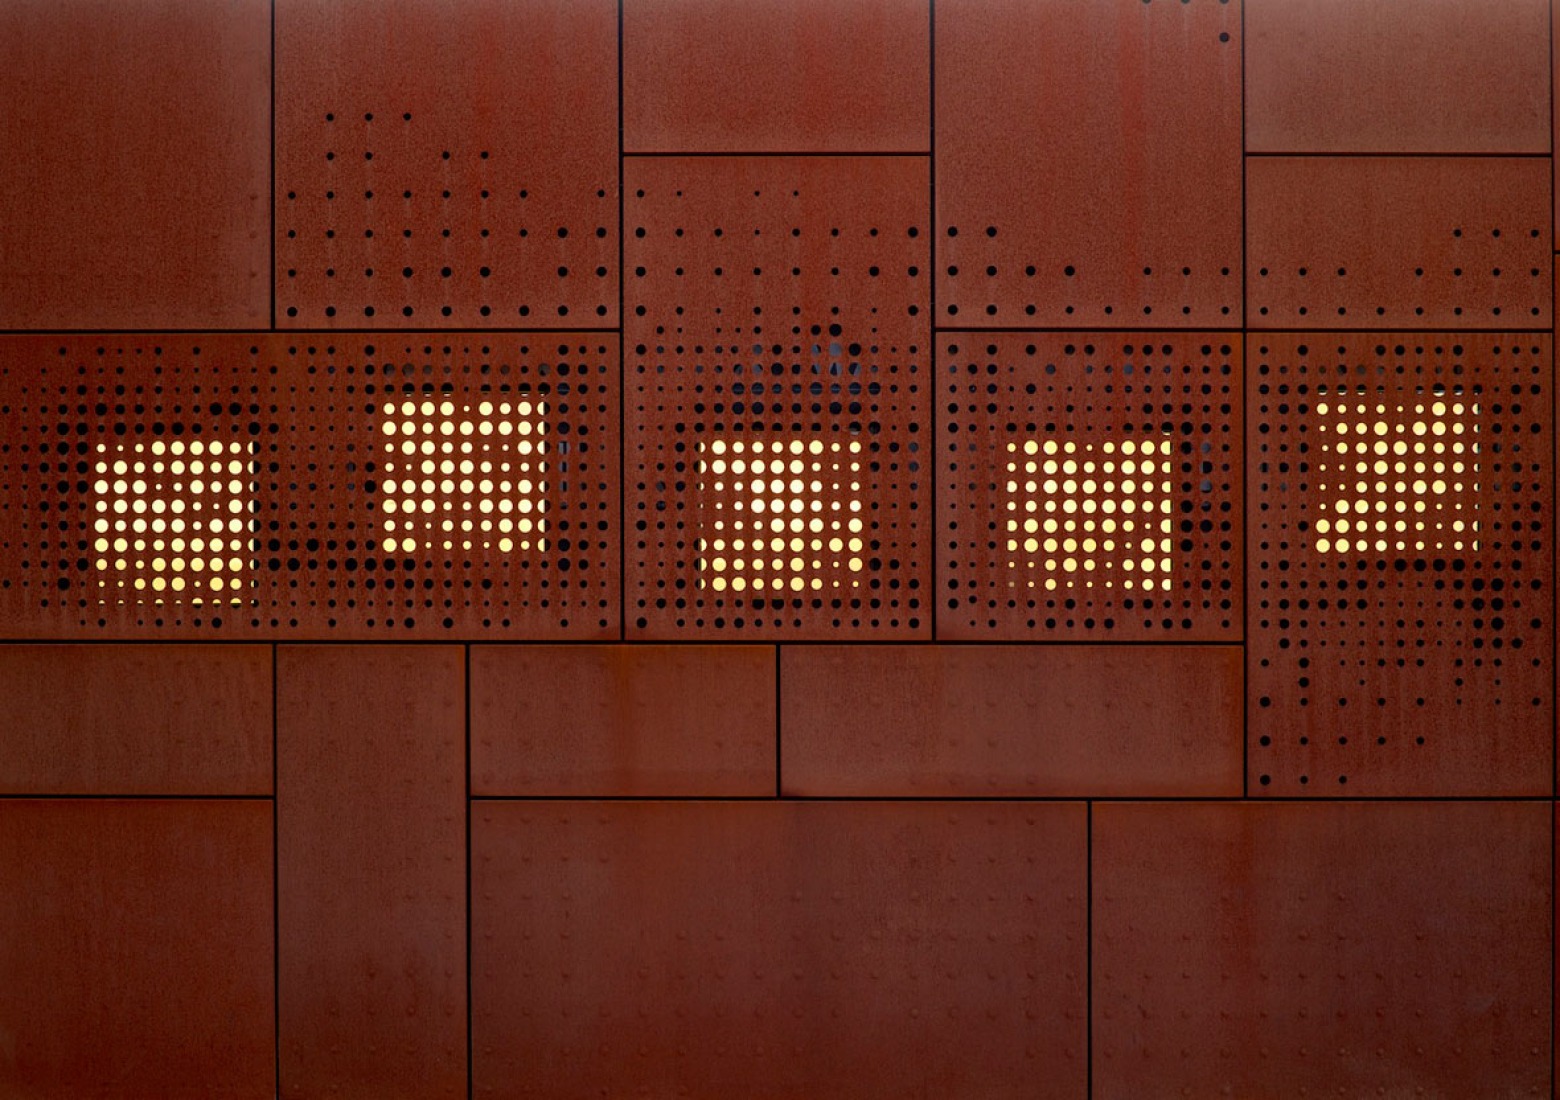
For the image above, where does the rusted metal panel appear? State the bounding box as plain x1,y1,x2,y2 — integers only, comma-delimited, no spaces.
940,332,1242,640
623,0,930,153
1248,157,1552,329
935,0,1241,328
472,644,775,796
0,644,271,795
782,644,1242,797
1246,0,1550,154
0,0,270,329
277,645,466,1099
0,333,619,639
1248,334,1553,796
0,799,274,1099
275,0,618,329
625,156,930,639
472,801,1086,1099
1093,801,1552,1098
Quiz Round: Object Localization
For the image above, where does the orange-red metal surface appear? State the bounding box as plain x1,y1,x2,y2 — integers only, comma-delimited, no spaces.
935,0,1242,327
1247,157,1552,329
1247,334,1553,796
623,0,930,153
940,333,1242,640
277,645,466,1099
471,644,776,795
0,334,619,639
782,645,1242,797
625,156,930,639
1245,0,1550,154
0,799,274,1099
0,644,271,795
1093,801,1552,1098
472,800,1087,1099
0,0,270,329
275,0,617,328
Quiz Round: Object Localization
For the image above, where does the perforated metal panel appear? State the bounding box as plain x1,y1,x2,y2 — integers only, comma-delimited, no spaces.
0,334,617,638
940,333,1241,640
625,156,930,638
1248,334,1552,796
275,0,617,328
935,0,1242,327
1247,157,1552,329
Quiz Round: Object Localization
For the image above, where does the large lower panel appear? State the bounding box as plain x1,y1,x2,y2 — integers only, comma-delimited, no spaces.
0,644,271,795
939,333,1242,641
623,0,928,153
275,0,617,329
471,644,776,796
625,156,931,639
1248,334,1553,795
472,801,1087,1099
0,799,274,1099
782,645,1242,797
0,334,618,639
935,0,1241,327
1247,157,1552,330
1093,801,1552,1098
0,0,270,329
278,645,466,1099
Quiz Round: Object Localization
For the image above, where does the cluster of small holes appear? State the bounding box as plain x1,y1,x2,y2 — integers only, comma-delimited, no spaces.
941,337,1239,640
1249,337,1551,792
625,159,927,636
279,111,615,326
694,438,867,593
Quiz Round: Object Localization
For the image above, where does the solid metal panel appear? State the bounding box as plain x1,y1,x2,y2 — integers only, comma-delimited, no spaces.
625,156,930,639
0,799,274,1099
623,0,930,153
277,645,466,1099
935,0,1241,327
472,801,1087,1099
275,0,617,328
0,0,270,329
471,644,776,796
1248,334,1553,795
0,334,618,639
781,645,1242,797
1093,801,1552,1098
0,644,271,795
1248,157,1552,329
1245,0,1549,154
940,333,1242,640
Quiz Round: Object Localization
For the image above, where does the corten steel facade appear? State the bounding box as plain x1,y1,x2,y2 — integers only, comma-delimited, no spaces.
0,0,1553,1096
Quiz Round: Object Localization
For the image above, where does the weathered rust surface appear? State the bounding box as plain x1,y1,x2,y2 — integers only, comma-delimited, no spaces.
277,645,466,1099
276,0,618,328
1093,801,1552,1098
472,800,1087,1099
936,0,1242,327
1248,157,1552,329
0,644,271,795
0,799,274,1099
471,644,776,796
1247,333,1553,796
782,644,1242,797
0,0,270,329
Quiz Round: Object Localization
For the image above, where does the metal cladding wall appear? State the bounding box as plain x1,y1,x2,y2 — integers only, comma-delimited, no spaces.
0,1,1553,1097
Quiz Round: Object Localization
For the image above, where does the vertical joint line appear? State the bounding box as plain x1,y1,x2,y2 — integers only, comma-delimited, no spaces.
1085,800,1094,1096
617,0,628,642
271,642,280,1096
928,0,937,643
464,643,474,1100
269,0,277,331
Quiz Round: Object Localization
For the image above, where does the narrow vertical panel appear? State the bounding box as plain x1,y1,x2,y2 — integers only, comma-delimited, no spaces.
473,801,1087,1099
935,0,1242,327
0,800,274,1099
0,0,270,329
0,644,271,795
1093,802,1552,1097
278,645,466,1099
